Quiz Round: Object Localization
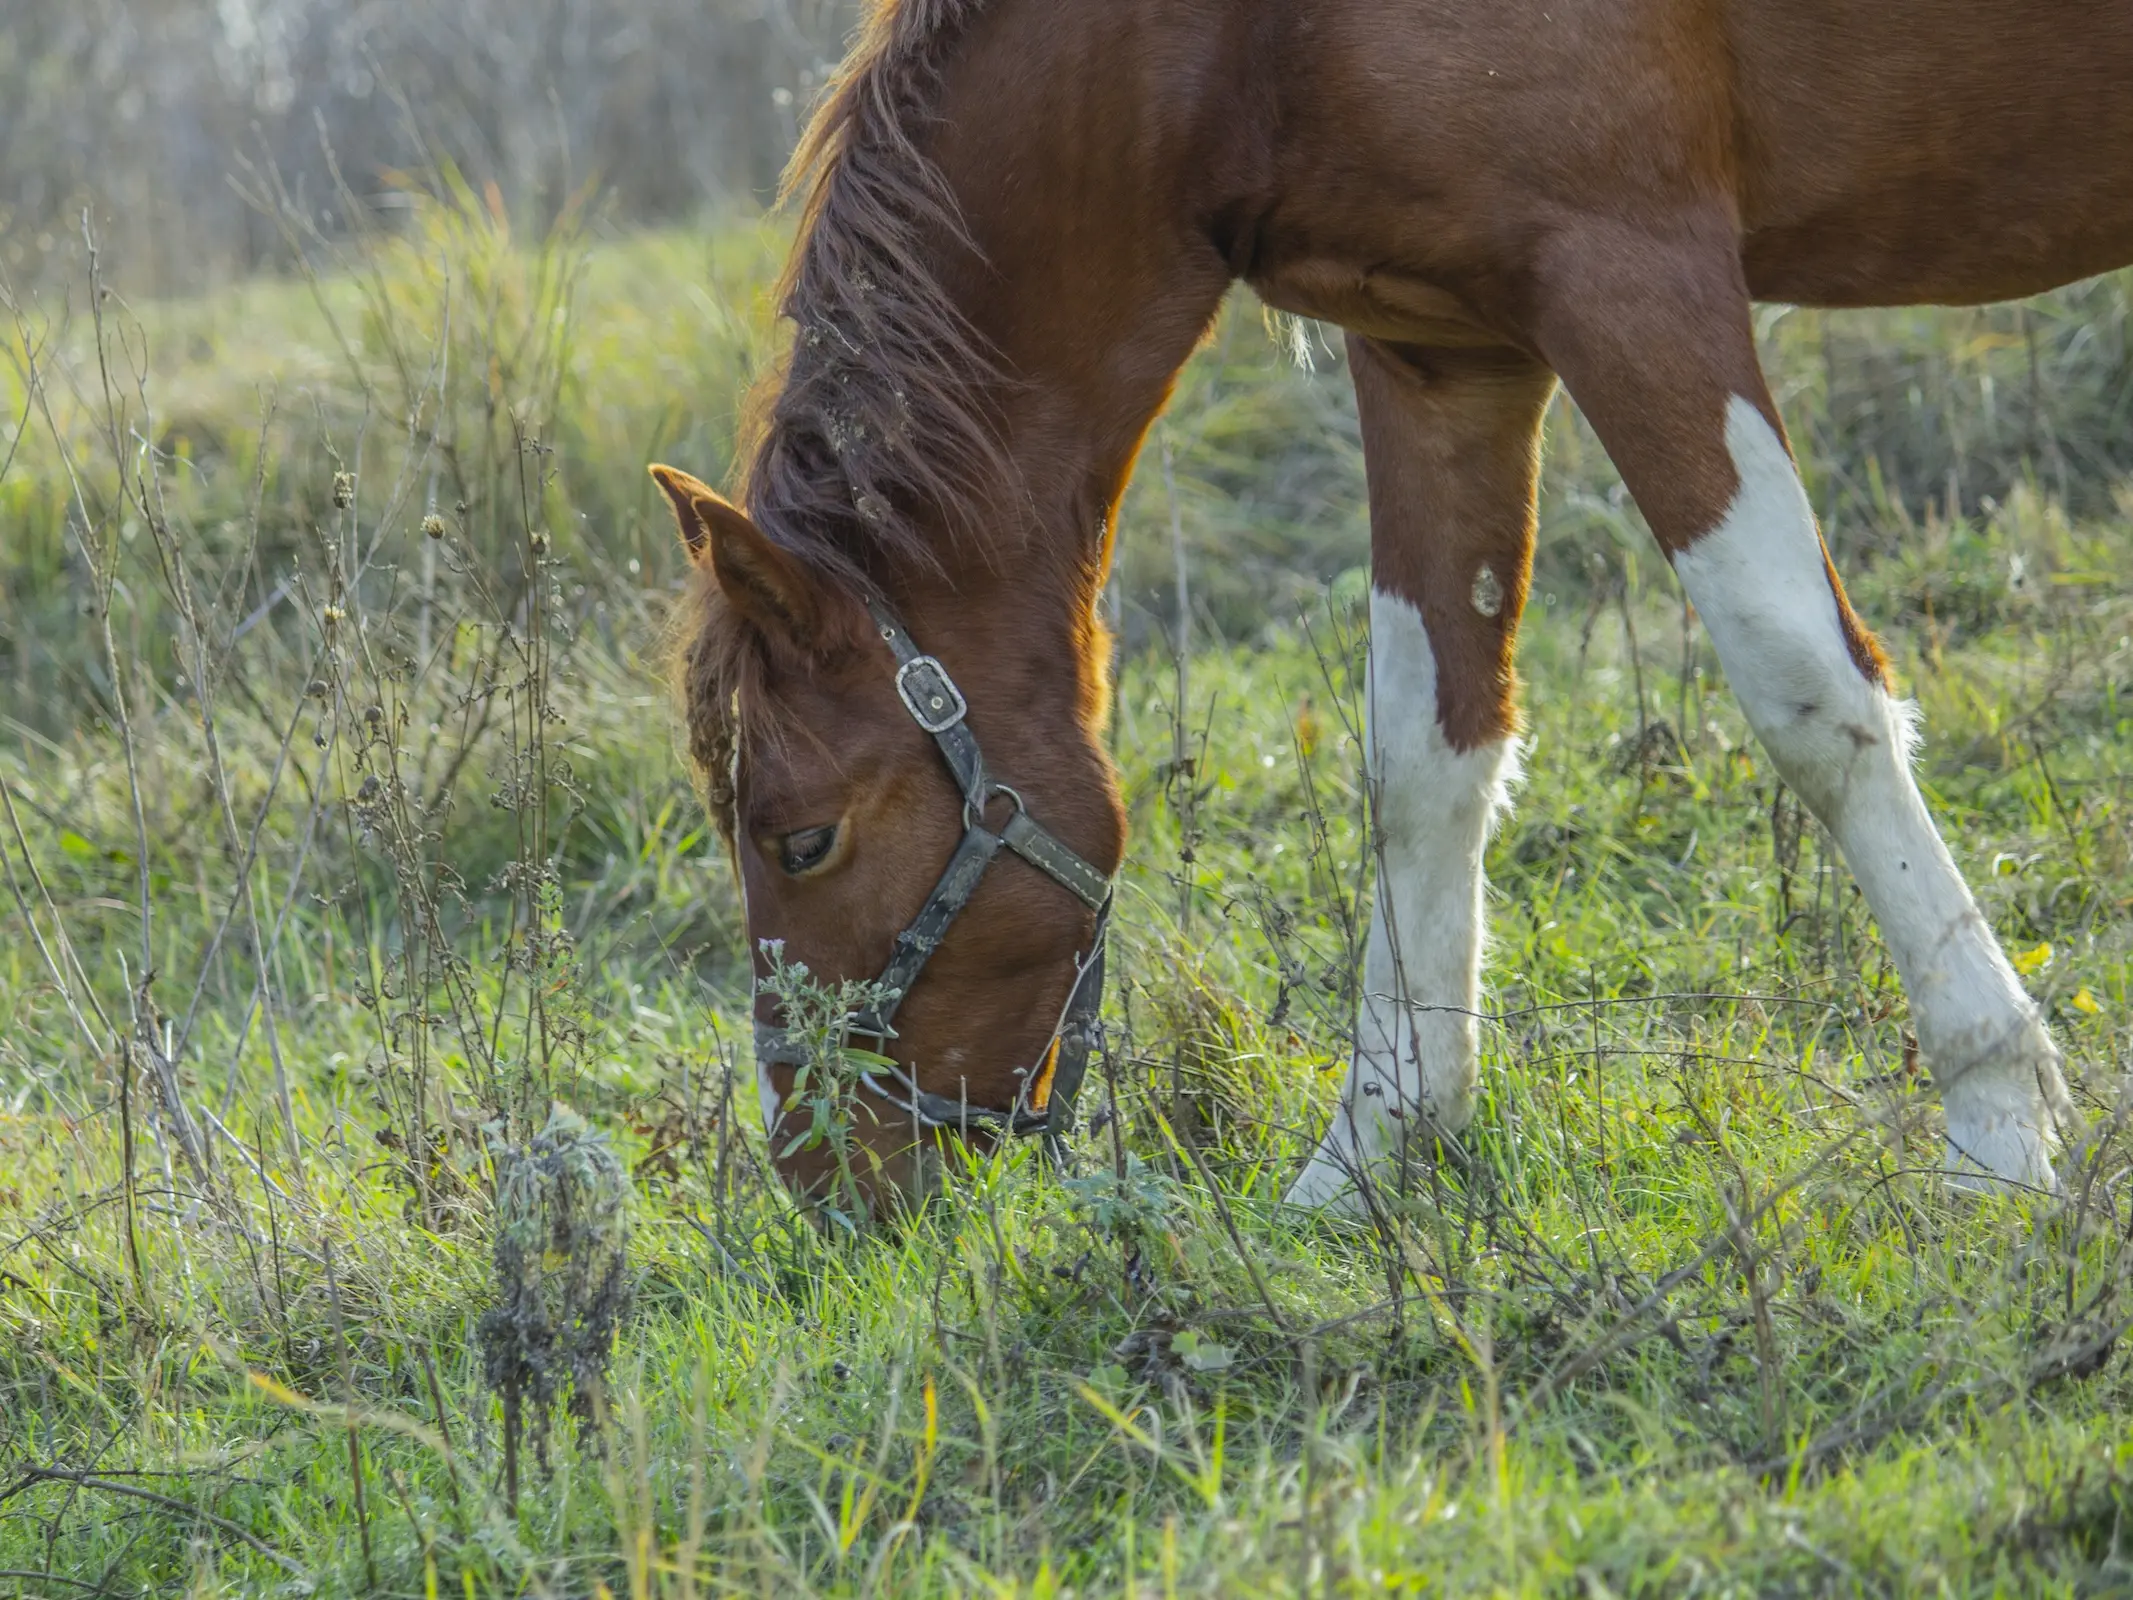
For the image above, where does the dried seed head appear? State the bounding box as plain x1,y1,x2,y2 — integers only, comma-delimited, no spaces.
322,604,345,628
332,471,356,510
529,529,551,554
421,513,447,540
478,1109,633,1477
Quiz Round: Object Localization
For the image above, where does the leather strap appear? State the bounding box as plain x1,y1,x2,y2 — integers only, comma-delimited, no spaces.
1032,898,1108,1135
849,823,1003,1038
1002,809,1110,910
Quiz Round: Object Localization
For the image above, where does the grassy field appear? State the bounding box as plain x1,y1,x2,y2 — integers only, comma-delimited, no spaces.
3,191,2133,1596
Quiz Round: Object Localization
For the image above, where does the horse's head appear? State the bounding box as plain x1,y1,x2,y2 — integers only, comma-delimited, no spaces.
654,465,1123,1217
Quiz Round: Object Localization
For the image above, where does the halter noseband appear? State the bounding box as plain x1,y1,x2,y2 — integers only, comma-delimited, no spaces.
753,595,1113,1152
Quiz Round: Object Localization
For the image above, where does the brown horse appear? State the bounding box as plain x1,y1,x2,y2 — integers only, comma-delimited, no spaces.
654,0,2132,1211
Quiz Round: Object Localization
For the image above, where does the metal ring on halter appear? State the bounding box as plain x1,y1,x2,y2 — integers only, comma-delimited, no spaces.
965,781,1025,832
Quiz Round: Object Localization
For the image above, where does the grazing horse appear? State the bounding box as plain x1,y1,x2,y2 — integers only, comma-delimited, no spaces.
656,0,2129,1211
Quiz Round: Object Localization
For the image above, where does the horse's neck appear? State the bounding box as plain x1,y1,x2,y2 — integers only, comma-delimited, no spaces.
914,0,1240,588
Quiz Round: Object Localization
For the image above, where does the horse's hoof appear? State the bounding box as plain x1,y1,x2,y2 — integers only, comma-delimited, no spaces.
1282,1150,1371,1216
1942,1091,2061,1196
1938,1019,2070,1196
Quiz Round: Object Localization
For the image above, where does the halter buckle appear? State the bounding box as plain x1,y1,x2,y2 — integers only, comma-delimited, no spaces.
895,656,967,734
843,1014,898,1060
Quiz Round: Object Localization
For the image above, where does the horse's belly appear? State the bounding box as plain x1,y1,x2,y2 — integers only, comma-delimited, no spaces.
1740,169,2133,309
1729,0,2133,305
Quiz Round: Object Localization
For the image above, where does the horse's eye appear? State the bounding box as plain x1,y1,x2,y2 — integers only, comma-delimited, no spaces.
779,824,839,875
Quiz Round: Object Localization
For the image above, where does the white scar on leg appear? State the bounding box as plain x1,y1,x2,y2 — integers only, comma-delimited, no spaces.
1673,397,2072,1189
1287,587,1519,1210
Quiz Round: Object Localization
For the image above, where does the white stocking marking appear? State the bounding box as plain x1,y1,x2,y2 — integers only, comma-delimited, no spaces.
1287,587,1519,1210
1673,398,2071,1188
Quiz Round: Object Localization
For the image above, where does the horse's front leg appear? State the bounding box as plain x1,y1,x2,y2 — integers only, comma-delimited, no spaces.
1287,338,1555,1212
1530,216,2075,1191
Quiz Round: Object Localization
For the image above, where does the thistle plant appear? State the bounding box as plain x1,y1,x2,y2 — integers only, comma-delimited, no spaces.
477,1106,632,1510
755,939,905,1222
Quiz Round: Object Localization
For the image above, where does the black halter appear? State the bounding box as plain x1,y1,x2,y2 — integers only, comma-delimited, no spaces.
754,595,1113,1150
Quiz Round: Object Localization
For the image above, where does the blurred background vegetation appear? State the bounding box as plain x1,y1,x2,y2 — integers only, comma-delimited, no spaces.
0,0,851,293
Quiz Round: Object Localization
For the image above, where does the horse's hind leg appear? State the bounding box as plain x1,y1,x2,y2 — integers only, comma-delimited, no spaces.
1531,219,2074,1191
1287,338,1555,1211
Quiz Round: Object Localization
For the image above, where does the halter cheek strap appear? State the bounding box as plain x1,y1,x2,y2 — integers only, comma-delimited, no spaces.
752,596,1113,1148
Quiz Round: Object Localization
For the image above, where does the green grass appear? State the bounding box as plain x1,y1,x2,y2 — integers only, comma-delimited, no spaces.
3,198,2133,1596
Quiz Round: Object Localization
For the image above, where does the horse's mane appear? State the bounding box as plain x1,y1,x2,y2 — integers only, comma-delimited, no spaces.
742,0,1013,575
680,0,1011,839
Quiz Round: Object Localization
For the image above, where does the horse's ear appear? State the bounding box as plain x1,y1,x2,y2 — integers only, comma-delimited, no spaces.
649,464,820,642
649,463,723,561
